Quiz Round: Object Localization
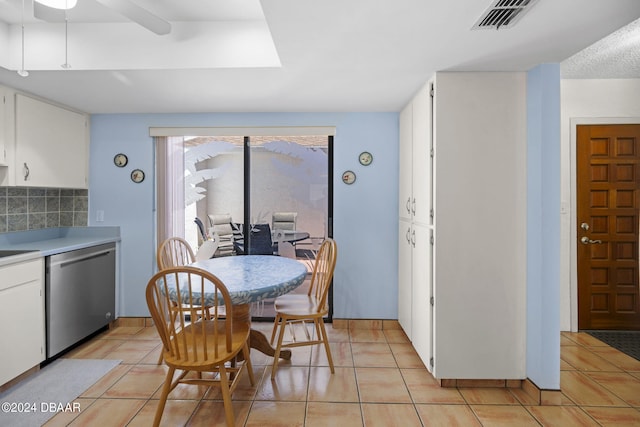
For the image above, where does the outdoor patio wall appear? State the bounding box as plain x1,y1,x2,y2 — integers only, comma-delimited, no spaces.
89,113,399,318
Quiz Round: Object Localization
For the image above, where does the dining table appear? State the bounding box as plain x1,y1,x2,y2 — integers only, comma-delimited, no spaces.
189,254,308,359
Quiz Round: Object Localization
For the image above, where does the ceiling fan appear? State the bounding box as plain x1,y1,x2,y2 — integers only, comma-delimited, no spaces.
32,0,171,35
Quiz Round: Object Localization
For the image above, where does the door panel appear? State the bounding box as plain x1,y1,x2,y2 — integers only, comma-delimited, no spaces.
411,223,432,371
577,124,640,330
248,135,329,317
399,104,413,221
398,220,413,338
412,83,431,225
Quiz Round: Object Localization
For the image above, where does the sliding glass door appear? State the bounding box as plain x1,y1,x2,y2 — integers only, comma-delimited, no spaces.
249,135,331,317
181,133,332,319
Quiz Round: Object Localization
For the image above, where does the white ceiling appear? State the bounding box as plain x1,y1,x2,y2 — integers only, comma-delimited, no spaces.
0,0,639,114
561,16,640,79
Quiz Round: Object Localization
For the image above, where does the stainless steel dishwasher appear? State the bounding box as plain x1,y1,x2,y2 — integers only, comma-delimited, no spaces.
46,243,116,359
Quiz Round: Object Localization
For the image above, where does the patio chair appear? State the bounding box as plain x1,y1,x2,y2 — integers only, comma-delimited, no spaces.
272,212,298,231
208,214,236,256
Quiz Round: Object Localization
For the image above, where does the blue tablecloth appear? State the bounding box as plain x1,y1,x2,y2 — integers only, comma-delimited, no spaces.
180,255,307,305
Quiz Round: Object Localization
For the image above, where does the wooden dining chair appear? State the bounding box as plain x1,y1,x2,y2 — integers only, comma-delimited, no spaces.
156,236,210,364
146,266,255,427
157,236,196,270
269,238,337,379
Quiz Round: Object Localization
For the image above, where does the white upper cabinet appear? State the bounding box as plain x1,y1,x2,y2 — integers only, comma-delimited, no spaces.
411,83,432,226
399,102,413,221
399,82,432,225
0,85,9,166
15,94,88,188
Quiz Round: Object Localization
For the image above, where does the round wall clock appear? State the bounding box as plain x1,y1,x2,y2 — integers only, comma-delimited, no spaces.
131,169,145,183
114,153,128,167
342,170,356,185
359,151,373,166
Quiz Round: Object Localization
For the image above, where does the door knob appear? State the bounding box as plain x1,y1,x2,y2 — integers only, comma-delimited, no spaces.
580,222,589,231
581,236,602,244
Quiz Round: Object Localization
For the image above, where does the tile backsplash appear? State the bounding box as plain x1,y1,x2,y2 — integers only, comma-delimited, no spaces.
0,187,88,232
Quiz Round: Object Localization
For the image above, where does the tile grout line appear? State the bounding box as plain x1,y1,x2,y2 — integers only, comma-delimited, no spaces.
348,329,368,427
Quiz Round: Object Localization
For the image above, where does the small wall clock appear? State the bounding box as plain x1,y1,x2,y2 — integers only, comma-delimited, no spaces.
342,170,356,185
113,153,128,167
359,151,373,166
131,169,145,183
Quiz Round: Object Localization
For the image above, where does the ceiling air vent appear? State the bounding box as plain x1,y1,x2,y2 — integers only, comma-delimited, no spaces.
473,0,539,30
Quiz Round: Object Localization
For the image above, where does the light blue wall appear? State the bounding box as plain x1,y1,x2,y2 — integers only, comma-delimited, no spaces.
526,64,561,390
89,113,399,318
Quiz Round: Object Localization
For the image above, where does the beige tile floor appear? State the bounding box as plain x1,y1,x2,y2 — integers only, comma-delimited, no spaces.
42,324,640,426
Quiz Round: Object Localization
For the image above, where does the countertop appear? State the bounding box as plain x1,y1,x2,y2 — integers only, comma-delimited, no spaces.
0,227,121,266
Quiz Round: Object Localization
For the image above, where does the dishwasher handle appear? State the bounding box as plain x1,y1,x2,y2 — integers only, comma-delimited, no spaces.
50,248,114,269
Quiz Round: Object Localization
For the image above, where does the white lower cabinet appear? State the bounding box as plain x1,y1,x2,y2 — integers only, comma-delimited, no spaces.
0,257,45,386
398,219,413,338
398,221,433,371
398,220,433,371
410,223,432,368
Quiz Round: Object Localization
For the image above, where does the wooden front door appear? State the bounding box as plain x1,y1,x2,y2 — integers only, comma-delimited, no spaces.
577,124,640,330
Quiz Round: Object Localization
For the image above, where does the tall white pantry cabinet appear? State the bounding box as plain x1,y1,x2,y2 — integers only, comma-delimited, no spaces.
399,72,527,381
398,80,434,372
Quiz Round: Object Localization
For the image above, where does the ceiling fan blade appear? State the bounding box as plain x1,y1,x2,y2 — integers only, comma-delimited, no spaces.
94,0,171,35
33,2,66,22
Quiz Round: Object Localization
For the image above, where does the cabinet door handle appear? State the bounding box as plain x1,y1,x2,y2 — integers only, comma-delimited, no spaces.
406,227,411,243
411,229,416,247
412,198,416,215
406,197,411,214
23,162,29,181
